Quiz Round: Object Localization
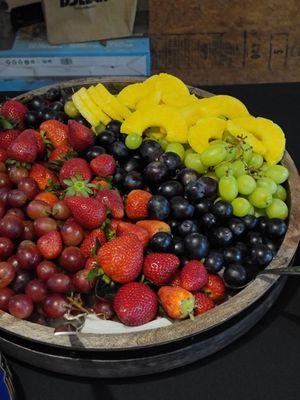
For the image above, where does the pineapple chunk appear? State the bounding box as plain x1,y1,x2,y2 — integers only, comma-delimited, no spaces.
87,86,122,122
117,83,152,109
155,73,190,104
188,117,227,153
136,90,161,110
200,95,250,119
95,84,131,119
179,98,212,127
163,93,198,108
121,105,188,143
72,91,102,127
76,87,111,126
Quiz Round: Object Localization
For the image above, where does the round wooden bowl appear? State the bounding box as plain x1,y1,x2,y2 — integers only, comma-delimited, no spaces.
0,78,299,377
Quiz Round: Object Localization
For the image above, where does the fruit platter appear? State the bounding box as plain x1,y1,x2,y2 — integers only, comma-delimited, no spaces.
0,75,299,377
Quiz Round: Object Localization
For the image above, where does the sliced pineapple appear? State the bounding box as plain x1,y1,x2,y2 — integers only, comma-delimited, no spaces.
121,105,188,143
200,95,250,119
117,83,152,109
95,83,131,119
87,86,122,122
72,91,103,127
179,98,212,127
163,93,198,108
136,90,161,110
76,87,111,126
187,117,227,153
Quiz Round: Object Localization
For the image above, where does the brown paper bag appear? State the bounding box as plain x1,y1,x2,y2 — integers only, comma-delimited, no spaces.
42,0,138,45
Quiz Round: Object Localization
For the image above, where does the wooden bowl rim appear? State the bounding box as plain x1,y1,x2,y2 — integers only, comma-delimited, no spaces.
0,77,299,351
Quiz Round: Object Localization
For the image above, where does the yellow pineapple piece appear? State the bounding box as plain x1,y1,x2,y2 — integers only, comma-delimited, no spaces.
163,93,198,108
95,83,131,119
117,83,152,109
136,90,161,110
76,87,111,126
87,86,122,122
179,98,212,127
72,91,102,127
121,105,188,143
200,95,250,119
155,73,189,104
187,117,227,153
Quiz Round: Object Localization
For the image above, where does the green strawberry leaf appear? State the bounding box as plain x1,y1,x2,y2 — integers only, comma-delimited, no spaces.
87,267,103,282
0,115,17,129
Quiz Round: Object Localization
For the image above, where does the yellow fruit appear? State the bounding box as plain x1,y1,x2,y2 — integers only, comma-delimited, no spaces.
117,83,152,109
200,95,249,119
95,83,131,119
163,93,198,108
179,98,211,126
136,90,161,110
76,87,111,126
187,117,227,153
72,91,102,127
121,105,188,143
231,116,285,164
87,86,122,121
226,120,267,156
155,73,189,103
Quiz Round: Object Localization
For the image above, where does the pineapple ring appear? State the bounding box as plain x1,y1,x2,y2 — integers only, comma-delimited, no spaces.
75,87,111,126
163,93,198,108
95,84,131,119
121,105,188,143
200,95,250,119
117,83,152,109
87,86,123,122
187,117,227,153
179,98,212,127
136,90,161,110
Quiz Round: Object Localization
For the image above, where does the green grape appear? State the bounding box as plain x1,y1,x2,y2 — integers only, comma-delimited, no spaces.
237,174,256,195
64,100,80,118
248,152,264,169
158,138,168,150
224,146,238,161
266,199,289,219
232,159,247,177
184,148,195,158
274,184,287,201
248,204,255,215
165,143,185,160
125,133,143,150
184,153,206,174
200,143,227,167
254,207,266,217
204,171,218,181
215,162,233,179
260,163,269,172
95,123,106,134
256,177,277,194
241,143,253,163
231,197,251,217
265,165,289,184
218,175,238,202
248,187,273,208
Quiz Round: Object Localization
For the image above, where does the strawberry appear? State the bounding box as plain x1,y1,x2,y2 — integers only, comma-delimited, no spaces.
7,129,38,163
143,253,180,285
96,189,124,219
40,120,68,148
80,229,106,257
90,154,116,178
180,260,208,292
29,163,58,191
37,231,63,260
64,196,106,230
136,220,171,238
59,158,92,187
68,120,94,151
48,145,74,162
0,100,28,130
31,130,46,158
34,192,59,208
0,129,20,150
90,178,111,192
97,234,143,283
202,274,226,303
113,282,158,326
125,190,152,220
115,220,149,248
194,293,215,316
170,270,181,287
84,256,99,271
0,148,7,162
158,286,195,320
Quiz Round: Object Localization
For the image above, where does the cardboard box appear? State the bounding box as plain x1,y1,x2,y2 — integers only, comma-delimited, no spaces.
149,0,300,85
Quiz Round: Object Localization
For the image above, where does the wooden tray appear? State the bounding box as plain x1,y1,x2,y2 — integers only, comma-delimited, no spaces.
0,78,299,377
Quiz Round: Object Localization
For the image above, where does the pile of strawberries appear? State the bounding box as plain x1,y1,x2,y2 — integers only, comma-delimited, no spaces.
0,98,226,327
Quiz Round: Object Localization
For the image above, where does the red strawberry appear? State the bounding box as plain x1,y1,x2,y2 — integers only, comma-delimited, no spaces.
48,145,73,162
97,234,143,283
125,190,152,220
90,154,116,178
158,286,195,320
64,196,106,230
115,220,149,248
96,189,124,219
170,270,181,287
194,293,215,316
7,129,38,163
59,158,92,186
31,130,46,158
68,120,94,151
0,129,20,150
40,120,68,148
180,260,208,292
136,220,171,238
37,231,63,260
80,229,107,257
143,253,180,285
113,282,158,326
84,256,99,271
0,148,7,162
202,274,226,303
1,100,28,130
29,163,58,190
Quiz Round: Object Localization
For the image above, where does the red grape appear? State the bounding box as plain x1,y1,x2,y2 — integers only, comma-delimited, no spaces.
0,261,16,288
8,166,29,184
47,273,71,293
7,190,27,207
5,208,25,220
18,178,39,200
0,199,5,219
26,200,51,220
0,287,14,311
52,201,71,220
10,270,32,293
36,260,58,281
72,269,95,293
43,294,69,318
34,217,57,237
19,240,35,248
0,237,14,260
0,189,8,205
7,255,21,271
59,247,86,273
0,216,24,239
16,243,41,270
0,172,12,189
92,297,114,320
25,280,47,303
60,221,84,246
21,220,35,240
8,294,33,319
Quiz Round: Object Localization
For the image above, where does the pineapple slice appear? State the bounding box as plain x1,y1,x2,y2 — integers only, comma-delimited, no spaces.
95,84,131,119
117,83,152,109
87,86,122,122
136,90,161,110
76,87,111,126
187,117,227,153
163,93,198,108
200,95,250,119
179,98,212,127
72,91,102,127
121,105,188,143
